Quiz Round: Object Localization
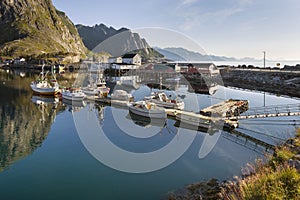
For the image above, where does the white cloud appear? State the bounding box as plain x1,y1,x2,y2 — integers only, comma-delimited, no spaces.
180,0,199,6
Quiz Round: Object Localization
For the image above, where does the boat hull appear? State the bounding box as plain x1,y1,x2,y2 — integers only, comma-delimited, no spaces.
61,89,86,101
62,94,85,101
129,105,167,119
30,84,59,96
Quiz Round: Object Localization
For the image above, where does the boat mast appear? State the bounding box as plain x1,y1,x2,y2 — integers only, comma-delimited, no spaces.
42,62,45,80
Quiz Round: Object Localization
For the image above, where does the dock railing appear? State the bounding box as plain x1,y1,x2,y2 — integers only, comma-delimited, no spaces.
227,103,300,120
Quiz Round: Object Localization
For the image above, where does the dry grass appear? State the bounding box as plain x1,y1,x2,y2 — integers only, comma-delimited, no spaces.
220,128,300,200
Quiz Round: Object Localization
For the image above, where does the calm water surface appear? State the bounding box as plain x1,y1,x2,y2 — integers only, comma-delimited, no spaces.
0,69,299,200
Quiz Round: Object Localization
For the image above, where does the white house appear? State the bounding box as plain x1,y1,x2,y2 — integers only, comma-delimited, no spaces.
122,53,141,65
108,56,122,64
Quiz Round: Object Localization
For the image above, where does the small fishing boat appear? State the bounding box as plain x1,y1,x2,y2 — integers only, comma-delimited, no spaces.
111,89,134,101
96,74,110,97
82,84,99,96
129,101,167,119
61,87,86,101
82,72,110,97
144,91,184,110
30,65,60,95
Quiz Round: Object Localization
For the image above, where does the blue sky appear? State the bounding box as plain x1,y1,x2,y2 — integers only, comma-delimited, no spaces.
53,0,300,60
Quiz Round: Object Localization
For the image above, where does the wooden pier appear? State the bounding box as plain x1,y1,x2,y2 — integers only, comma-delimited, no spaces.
166,109,239,129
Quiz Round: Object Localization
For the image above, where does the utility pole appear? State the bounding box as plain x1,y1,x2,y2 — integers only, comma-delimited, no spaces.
263,51,266,69
263,51,266,107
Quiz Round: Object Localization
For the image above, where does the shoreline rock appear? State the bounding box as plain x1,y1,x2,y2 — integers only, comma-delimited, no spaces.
220,68,300,98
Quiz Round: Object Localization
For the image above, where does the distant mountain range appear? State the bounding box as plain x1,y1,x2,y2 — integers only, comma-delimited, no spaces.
155,47,260,62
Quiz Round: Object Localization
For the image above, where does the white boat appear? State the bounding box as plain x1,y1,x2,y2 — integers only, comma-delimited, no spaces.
82,72,110,97
30,65,60,95
61,87,86,101
96,76,110,97
129,101,167,118
111,89,134,101
144,91,184,110
82,84,98,96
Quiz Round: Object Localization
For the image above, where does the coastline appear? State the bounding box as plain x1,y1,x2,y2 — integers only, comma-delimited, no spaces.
220,68,300,98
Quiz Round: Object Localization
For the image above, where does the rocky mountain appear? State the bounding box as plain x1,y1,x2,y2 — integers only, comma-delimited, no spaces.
76,24,162,60
0,0,86,61
76,24,128,50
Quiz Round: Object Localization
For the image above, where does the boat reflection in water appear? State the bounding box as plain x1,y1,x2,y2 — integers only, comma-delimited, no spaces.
173,119,219,135
62,98,86,112
126,111,167,128
31,95,59,105
94,103,105,125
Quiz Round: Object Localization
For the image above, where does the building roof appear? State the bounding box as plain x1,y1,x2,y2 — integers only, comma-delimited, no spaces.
109,56,122,59
122,53,139,59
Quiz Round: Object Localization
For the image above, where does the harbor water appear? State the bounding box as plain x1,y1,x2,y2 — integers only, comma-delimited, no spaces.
0,69,299,200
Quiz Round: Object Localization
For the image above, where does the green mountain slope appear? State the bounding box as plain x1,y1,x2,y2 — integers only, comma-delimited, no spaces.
0,0,86,61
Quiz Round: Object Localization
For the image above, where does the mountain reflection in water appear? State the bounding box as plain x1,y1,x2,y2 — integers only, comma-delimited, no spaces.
0,70,63,171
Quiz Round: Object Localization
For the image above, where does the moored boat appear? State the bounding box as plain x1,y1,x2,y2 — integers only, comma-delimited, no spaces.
129,101,167,119
61,87,86,101
144,91,184,110
30,65,60,95
96,77,110,98
111,89,134,101
82,72,110,97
